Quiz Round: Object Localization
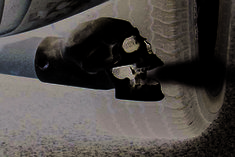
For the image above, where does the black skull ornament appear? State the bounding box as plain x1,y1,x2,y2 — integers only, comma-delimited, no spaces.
35,17,164,101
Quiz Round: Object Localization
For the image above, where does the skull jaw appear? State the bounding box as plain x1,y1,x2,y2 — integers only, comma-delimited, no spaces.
114,78,164,101
111,64,164,101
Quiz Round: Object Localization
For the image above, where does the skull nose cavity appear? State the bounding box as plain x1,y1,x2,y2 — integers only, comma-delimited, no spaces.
122,36,140,53
112,65,135,80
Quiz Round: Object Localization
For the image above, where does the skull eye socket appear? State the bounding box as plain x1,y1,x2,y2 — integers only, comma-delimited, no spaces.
122,36,140,53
